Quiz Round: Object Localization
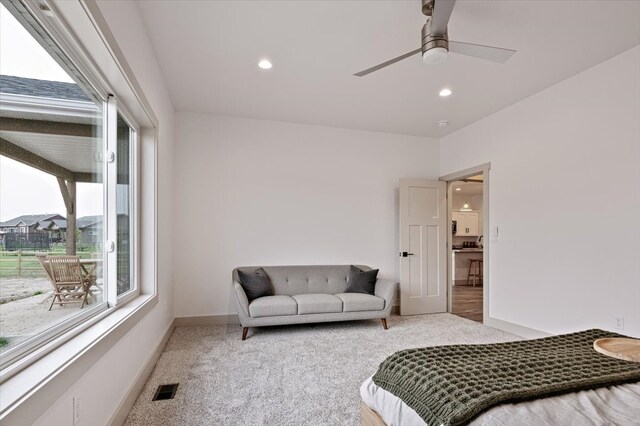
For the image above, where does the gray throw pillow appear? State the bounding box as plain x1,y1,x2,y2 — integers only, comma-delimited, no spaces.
345,265,378,295
237,267,274,301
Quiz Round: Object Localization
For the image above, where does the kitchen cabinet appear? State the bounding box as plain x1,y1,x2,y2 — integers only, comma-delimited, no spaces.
452,211,479,236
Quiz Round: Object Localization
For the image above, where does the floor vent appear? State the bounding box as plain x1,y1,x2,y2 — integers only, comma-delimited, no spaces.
153,383,179,401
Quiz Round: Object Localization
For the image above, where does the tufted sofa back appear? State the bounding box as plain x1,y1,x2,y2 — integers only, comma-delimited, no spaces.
233,265,371,296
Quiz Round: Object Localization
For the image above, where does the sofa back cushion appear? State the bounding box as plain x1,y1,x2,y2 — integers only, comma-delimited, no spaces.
237,267,274,301
345,266,379,295
233,265,371,296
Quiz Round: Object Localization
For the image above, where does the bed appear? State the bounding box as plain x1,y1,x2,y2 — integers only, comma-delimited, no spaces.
359,329,640,426
360,377,640,425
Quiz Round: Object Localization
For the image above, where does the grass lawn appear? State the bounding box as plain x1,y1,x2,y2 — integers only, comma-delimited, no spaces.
0,245,99,279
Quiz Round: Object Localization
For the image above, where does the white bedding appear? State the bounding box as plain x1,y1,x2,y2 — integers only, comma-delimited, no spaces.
360,376,640,426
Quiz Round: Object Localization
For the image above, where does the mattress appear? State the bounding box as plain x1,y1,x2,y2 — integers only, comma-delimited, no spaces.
360,376,640,426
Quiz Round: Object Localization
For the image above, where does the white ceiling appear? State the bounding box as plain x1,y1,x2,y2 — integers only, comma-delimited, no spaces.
452,181,482,195
137,0,640,138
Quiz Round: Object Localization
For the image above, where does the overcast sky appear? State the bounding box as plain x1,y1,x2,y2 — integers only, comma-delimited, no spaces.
0,4,103,222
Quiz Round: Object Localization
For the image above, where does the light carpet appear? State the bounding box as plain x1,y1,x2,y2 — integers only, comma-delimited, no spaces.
124,314,519,425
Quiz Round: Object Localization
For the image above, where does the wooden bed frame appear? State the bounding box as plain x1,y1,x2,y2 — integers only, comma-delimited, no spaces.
360,401,387,426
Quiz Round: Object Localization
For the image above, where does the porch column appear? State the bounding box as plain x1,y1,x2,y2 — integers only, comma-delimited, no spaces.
57,178,76,255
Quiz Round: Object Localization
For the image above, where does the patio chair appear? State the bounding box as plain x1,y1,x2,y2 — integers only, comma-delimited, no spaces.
46,256,90,310
36,254,53,282
36,254,56,303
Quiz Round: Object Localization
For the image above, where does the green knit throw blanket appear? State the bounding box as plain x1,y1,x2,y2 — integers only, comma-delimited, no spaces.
372,329,640,426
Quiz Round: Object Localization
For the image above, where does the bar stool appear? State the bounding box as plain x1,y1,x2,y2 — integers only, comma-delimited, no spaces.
467,259,483,287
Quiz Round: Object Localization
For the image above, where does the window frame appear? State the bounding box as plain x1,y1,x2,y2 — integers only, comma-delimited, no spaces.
0,0,141,371
0,0,159,416
112,104,140,305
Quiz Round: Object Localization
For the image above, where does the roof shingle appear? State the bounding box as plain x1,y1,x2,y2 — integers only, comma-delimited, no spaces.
0,214,65,227
0,75,91,102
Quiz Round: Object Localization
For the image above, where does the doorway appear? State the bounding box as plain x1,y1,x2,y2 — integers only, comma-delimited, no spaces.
440,164,490,323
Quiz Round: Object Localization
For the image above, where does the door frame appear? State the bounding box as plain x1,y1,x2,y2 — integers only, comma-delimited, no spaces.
440,163,491,323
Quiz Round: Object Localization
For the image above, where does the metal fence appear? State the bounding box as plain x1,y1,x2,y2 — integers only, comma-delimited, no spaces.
3,232,50,251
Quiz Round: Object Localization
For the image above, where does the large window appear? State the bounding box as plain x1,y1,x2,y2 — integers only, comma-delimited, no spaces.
0,1,138,368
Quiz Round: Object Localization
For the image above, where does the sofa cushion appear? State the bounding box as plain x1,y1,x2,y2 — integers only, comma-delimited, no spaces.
249,295,297,318
335,293,385,312
345,265,379,295
238,267,274,301
292,293,343,315
234,265,374,296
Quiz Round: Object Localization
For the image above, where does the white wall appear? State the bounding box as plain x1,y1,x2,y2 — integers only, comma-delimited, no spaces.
440,46,640,337
34,1,175,424
17,4,638,425
173,113,439,317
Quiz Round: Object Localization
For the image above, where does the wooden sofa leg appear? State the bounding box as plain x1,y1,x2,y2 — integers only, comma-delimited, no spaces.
381,318,388,330
242,327,249,341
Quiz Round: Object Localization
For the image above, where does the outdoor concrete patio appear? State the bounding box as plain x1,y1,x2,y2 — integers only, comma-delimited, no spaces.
0,278,102,351
0,278,50,304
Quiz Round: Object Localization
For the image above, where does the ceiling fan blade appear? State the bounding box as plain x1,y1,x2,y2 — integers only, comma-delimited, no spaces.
449,40,516,63
430,0,456,35
354,48,421,77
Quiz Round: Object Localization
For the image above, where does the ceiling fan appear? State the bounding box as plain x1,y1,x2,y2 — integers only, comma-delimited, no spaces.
354,0,516,77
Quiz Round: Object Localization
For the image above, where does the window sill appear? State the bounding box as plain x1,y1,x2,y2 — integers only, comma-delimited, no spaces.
0,293,157,424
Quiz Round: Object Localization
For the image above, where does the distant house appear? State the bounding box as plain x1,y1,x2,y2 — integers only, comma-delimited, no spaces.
0,214,64,250
0,214,66,235
77,215,103,245
0,213,104,248
36,219,67,242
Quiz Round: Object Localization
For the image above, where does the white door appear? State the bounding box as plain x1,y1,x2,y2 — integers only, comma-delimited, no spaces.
399,179,447,315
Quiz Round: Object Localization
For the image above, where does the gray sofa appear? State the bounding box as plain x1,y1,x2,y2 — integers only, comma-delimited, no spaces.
232,265,396,340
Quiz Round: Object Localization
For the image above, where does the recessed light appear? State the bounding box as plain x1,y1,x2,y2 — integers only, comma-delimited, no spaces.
455,188,461,191
437,120,449,128
258,59,272,70
439,88,452,97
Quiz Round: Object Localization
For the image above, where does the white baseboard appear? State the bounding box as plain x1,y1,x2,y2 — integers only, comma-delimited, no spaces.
174,314,241,327
484,316,551,339
107,319,175,426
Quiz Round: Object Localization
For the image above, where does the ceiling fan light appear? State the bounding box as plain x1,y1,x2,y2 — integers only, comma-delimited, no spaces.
422,46,448,64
